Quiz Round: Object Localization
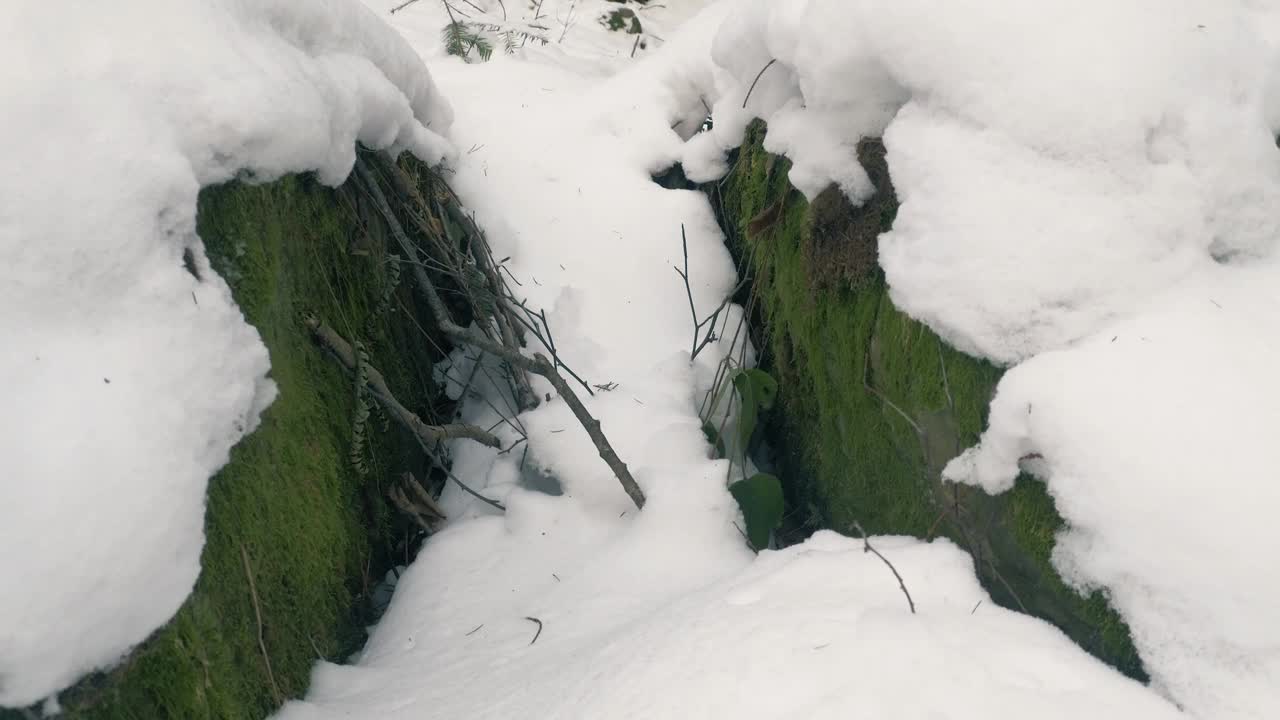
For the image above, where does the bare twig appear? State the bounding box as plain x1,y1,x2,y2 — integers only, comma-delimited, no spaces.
862,349,924,436
307,635,327,661
851,522,916,614
240,544,283,704
389,472,448,531
557,0,576,43
425,449,507,511
354,157,644,509
675,224,749,362
304,315,502,449
389,0,422,13
742,58,778,109
937,339,955,415
524,616,544,645
360,158,536,409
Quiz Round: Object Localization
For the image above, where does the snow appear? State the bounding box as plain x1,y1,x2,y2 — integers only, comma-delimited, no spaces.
275,0,1246,717
690,0,1280,363
685,4,1280,715
6,0,1277,715
279,529,1183,719
945,259,1280,718
0,0,452,707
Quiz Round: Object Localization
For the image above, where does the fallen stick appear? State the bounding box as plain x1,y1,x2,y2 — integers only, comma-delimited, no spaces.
304,314,502,450
354,157,646,509
852,521,917,615
240,544,283,704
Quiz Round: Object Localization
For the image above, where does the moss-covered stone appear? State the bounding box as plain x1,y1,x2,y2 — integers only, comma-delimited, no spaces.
708,120,1146,679
36,159,449,720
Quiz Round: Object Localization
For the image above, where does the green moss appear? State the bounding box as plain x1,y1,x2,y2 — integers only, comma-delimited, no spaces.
602,8,642,34
712,121,1145,678
51,167,443,719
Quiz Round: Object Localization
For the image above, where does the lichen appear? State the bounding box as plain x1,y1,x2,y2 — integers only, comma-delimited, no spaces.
708,120,1145,679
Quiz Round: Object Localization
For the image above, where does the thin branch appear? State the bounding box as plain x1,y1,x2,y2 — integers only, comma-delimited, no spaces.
852,522,916,615
389,0,422,13
354,156,644,509
742,58,777,109
862,349,924,436
937,338,955,415
240,544,283,704
524,616,544,645
426,448,507,511
675,224,699,358
305,315,502,449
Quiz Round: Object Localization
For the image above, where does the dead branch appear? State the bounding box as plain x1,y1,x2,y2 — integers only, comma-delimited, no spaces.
424,447,507,511
354,157,646,509
240,544,283,704
389,472,448,531
524,616,544,645
389,0,422,13
378,160,538,410
304,314,502,449
852,521,917,615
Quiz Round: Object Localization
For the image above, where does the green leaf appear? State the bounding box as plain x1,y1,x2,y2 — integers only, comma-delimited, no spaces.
701,420,726,459
729,473,784,551
732,368,778,446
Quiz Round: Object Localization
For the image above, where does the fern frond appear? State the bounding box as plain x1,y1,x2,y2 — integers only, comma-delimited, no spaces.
350,340,373,477
442,21,497,62
474,35,493,62
366,254,403,339
441,22,469,58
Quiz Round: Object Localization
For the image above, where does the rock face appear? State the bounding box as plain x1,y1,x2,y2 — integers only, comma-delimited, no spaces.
54,159,452,719
708,121,1145,678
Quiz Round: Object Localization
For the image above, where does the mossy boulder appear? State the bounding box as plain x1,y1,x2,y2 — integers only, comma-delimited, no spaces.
23,156,454,720
706,120,1145,678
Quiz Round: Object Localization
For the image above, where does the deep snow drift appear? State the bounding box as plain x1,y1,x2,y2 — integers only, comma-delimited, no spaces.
0,0,452,706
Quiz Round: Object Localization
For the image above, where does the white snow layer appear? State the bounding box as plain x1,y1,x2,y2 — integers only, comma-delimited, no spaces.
688,0,1280,363
691,3,1280,717
5,0,1274,715
0,0,452,706
946,261,1280,718
277,0,1249,717
280,528,1184,720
